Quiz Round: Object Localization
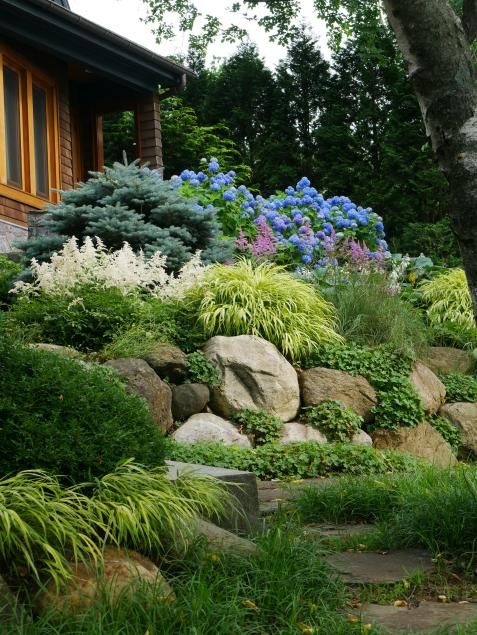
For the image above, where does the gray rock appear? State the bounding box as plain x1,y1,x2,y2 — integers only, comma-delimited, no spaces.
299,367,377,422
166,461,259,533
358,601,477,634
326,549,434,584
420,347,475,376
172,383,210,421
410,361,446,414
192,519,258,556
305,523,376,539
279,422,327,444
352,430,373,447
30,343,81,359
372,421,457,467
104,358,173,433
172,413,252,448
441,402,477,458
203,335,300,422
142,343,188,383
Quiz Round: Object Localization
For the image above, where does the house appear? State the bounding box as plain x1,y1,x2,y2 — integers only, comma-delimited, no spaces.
0,0,192,252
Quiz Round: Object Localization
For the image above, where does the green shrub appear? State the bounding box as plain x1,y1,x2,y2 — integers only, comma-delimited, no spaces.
428,320,477,350
0,336,166,482
420,268,475,330
186,259,341,361
302,343,424,430
428,415,461,454
8,285,142,352
303,401,362,442
440,373,477,402
186,351,221,387
324,272,429,357
0,255,21,307
232,409,283,445
166,440,418,480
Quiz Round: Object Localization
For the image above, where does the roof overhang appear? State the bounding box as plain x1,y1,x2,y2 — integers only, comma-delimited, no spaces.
0,0,193,92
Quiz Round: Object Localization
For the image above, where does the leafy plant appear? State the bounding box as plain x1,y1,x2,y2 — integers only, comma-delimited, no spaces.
232,409,283,445
303,401,362,442
428,415,461,454
420,268,475,330
302,342,424,430
440,373,477,403
324,272,429,357
186,259,341,361
0,255,21,308
0,336,166,482
8,285,143,352
186,351,221,387
167,440,418,480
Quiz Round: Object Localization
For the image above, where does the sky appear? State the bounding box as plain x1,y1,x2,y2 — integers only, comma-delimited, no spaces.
69,0,329,68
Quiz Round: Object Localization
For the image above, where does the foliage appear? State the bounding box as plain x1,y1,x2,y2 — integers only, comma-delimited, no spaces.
0,255,21,308
420,269,474,330
185,351,221,387
179,160,388,268
102,110,137,166
167,440,418,480
160,96,248,180
323,272,429,357
296,466,477,561
428,415,462,455
186,259,341,361
13,238,207,300
440,373,477,403
428,321,477,351
302,342,424,430
18,161,232,272
2,524,362,635
303,401,362,443
399,218,461,267
0,336,166,482
232,409,283,446
8,285,143,352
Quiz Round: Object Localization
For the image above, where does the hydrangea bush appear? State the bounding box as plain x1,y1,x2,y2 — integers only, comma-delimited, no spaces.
177,159,389,268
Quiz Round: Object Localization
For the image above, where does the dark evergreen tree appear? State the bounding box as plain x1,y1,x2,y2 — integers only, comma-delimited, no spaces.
19,162,232,271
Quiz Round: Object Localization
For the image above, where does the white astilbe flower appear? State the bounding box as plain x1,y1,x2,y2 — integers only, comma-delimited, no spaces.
12,237,207,299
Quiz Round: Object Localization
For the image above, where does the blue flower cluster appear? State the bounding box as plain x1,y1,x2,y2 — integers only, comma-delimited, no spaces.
174,160,388,267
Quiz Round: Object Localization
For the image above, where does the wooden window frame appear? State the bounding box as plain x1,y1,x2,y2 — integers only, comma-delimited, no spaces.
0,45,60,209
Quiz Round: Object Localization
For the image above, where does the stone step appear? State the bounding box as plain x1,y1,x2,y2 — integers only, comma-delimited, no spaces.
357,601,477,634
326,549,434,585
305,523,376,539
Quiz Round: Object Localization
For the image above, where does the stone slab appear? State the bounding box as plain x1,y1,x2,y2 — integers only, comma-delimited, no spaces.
359,601,477,634
166,461,259,534
326,549,434,584
305,523,376,539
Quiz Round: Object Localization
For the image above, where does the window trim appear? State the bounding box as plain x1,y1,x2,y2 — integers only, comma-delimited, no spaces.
0,46,60,209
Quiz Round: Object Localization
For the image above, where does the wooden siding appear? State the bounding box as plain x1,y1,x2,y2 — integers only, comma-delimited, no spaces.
0,195,29,226
58,80,73,190
138,93,163,169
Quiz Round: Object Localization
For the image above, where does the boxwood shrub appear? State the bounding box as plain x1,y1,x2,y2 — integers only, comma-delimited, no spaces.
0,336,166,482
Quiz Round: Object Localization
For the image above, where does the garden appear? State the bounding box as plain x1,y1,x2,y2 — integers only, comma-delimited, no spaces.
1,158,477,633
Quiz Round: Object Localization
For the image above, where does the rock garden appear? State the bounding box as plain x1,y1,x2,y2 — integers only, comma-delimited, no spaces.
1,161,477,633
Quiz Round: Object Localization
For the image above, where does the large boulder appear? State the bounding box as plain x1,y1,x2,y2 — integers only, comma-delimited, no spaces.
420,347,475,376
279,422,327,444
299,367,377,422
409,361,446,414
440,402,477,458
104,358,173,433
192,519,258,556
142,343,188,383
30,343,82,359
172,383,210,422
352,430,373,447
203,336,300,422
38,546,174,614
172,413,252,448
371,421,457,467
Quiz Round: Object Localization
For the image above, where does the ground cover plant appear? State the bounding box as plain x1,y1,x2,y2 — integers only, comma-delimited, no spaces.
303,401,362,442
440,373,477,403
167,440,418,480
232,409,283,445
0,335,166,482
185,259,341,361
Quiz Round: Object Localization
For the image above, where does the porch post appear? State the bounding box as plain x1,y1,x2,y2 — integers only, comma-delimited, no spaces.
137,92,163,173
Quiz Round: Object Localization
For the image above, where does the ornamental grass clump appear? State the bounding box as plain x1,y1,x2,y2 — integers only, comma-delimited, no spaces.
420,268,475,330
186,259,341,361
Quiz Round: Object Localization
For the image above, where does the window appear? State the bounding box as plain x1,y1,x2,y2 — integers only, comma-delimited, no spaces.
0,48,59,207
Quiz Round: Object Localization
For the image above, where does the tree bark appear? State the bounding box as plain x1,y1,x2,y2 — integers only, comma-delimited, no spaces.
382,0,477,320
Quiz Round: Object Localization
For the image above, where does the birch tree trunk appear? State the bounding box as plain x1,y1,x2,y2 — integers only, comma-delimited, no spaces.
382,0,477,320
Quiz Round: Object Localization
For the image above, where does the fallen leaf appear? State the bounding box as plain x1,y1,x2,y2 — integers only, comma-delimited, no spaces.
297,623,315,634
437,595,448,603
393,600,407,607
347,615,360,624
242,599,259,612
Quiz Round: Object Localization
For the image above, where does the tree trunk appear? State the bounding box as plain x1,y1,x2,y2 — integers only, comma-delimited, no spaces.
382,0,477,320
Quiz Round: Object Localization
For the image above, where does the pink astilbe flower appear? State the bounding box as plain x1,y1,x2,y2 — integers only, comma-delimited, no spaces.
235,229,250,252
251,216,277,257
